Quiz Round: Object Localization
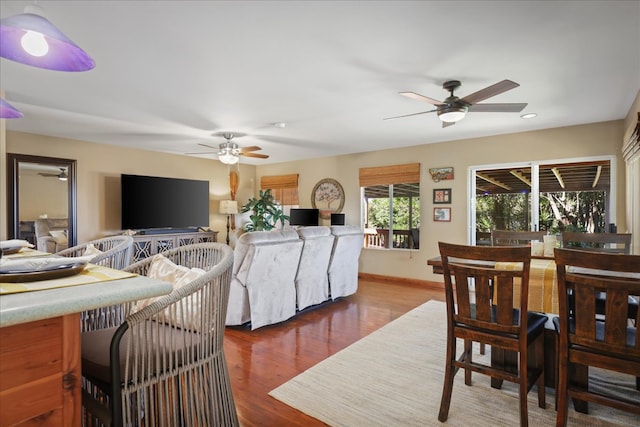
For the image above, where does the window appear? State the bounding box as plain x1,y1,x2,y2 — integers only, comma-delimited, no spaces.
260,174,299,219
470,156,616,243
360,163,420,249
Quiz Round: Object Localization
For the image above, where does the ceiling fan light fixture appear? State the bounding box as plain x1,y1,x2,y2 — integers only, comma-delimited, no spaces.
0,4,95,71
219,151,239,165
438,106,468,123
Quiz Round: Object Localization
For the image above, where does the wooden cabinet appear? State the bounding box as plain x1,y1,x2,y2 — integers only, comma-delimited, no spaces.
0,315,81,427
131,231,218,262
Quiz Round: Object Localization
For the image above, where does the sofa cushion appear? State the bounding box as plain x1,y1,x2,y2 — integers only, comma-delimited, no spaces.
296,226,331,239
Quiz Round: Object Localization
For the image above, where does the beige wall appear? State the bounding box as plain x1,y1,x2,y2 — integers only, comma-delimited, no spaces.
2,119,629,280
5,131,257,244
19,171,68,220
258,120,626,282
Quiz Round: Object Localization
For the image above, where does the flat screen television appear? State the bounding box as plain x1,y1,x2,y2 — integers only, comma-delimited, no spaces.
121,174,209,231
289,208,319,226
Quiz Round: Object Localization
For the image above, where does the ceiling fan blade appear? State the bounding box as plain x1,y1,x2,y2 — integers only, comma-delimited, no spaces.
38,173,59,177
383,109,438,120
239,146,262,153
198,143,219,150
399,92,443,105
459,80,520,105
241,152,269,159
469,103,528,113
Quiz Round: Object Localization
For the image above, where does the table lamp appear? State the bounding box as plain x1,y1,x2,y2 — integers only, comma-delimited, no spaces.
219,200,238,245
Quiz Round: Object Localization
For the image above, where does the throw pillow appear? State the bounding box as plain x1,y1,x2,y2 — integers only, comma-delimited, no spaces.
49,230,68,245
132,254,206,331
83,243,103,257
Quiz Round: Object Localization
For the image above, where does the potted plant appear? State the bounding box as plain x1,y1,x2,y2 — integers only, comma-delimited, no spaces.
241,189,289,231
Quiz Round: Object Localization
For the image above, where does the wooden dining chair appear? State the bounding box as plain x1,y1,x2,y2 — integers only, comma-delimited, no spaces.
559,232,636,324
491,229,546,246
560,232,632,254
438,242,547,426
554,248,640,426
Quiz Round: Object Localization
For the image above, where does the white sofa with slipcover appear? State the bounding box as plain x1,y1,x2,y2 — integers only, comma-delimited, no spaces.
328,225,364,300
226,225,364,329
295,226,335,310
226,230,303,330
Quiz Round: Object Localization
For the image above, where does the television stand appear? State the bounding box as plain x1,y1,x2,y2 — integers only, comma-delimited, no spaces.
130,230,218,262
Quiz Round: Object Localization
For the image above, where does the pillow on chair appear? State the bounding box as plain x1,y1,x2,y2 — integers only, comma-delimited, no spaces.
49,230,68,245
83,243,103,257
132,254,206,330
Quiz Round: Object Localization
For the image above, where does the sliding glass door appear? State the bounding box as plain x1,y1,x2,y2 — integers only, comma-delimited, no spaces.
469,156,616,244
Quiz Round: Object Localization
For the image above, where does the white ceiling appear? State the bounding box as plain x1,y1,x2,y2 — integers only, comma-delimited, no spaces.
1,1,639,165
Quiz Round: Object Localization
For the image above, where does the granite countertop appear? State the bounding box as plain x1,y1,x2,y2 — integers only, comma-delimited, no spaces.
0,275,172,327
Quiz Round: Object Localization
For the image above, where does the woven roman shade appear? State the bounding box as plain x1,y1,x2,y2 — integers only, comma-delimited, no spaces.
260,174,299,205
359,163,420,187
622,112,639,162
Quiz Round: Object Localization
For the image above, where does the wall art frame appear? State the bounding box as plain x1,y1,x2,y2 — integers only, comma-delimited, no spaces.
312,178,345,220
433,188,452,204
433,207,451,222
429,167,454,182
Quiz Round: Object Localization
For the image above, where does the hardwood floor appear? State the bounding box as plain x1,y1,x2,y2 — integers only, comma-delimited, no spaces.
223,279,444,426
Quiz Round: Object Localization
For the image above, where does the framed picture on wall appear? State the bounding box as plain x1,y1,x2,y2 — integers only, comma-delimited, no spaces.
433,207,451,222
433,188,451,204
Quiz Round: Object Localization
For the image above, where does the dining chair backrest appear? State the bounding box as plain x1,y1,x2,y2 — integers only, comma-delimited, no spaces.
560,232,632,254
554,248,640,425
491,230,546,246
81,242,239,427
56,235,134,269
437,242,547,426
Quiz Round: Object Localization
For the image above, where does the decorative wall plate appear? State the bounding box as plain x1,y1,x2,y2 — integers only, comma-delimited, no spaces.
312,178,345,220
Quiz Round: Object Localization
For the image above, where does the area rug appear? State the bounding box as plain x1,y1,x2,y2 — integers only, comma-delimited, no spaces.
269,300,639,426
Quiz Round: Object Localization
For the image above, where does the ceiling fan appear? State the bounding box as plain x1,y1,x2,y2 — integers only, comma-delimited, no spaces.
38,167,68,181
385,79,527,127
188,132,270,164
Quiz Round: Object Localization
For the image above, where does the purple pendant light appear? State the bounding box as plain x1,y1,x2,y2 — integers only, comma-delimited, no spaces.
0,4,95,72
0,98,23,119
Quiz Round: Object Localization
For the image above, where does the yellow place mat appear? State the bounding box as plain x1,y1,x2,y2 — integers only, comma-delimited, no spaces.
0,264,137,295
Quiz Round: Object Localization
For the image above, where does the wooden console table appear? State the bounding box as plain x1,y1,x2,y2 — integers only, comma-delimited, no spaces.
131,230,217,262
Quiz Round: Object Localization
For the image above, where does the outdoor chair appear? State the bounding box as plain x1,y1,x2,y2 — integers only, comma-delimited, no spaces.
554,248,640,426
438,242,547,427
80,243,239,427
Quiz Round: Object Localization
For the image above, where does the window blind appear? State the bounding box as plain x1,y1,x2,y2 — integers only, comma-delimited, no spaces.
359,163,420,187
260,174,299,205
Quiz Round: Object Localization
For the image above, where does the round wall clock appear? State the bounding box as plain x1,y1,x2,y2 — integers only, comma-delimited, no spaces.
311,178,345,220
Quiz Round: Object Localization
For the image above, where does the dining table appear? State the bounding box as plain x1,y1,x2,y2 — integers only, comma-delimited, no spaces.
0,247,172,427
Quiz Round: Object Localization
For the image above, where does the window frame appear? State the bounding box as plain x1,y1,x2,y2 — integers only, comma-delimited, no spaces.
468,155,617,244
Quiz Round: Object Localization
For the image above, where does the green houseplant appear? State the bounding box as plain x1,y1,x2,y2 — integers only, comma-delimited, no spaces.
241,189,289,231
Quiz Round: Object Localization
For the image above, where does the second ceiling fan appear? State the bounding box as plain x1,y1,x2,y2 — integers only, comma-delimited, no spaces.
192,132,269,164
385,79,528,127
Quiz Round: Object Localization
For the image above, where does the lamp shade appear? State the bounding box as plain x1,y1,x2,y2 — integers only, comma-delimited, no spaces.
0,11,95,71
219,200,238,215
0,97,23,118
